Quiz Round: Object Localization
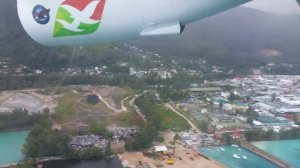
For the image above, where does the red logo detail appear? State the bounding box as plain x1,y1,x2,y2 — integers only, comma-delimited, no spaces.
62,0,106,20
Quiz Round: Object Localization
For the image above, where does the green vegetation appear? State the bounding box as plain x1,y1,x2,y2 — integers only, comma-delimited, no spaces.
10,163,34,168
136,95,190,132
86,94,100,105
245,128,300,142
156,136,165,143
198,120,209,132
89,122,113,139
69,147,104,159
126,94,190,151
108,111,143,127
222,132,233,145
131,8,300,74
158,86,189,102
22,87,134,159
23,112,71,158
125,121,159,151
228,92,237,101
54,91,80,122
111,89,134,108
245,108,259,124
0,109,42,131
235,107,259,124
23,112,108,159
0,75,148,92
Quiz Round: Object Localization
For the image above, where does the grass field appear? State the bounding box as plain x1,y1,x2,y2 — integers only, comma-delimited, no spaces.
52,86,139,131
136,97,191,132
108,111,143,127
155,105,191,132
54,91,81,123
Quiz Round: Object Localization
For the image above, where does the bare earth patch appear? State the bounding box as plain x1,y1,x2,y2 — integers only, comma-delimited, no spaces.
120,131,224,168
0,90,56,113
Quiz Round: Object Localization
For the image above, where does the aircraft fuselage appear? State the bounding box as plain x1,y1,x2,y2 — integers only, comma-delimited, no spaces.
18,0,252,46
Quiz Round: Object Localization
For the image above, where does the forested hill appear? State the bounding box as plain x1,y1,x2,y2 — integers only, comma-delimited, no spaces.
1,1,300,73
130,7,300,71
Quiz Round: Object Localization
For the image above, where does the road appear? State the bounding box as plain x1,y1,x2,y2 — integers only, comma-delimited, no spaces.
129,94,146,122
94,92,146,122
120,96,129,111
92,90,129,113
165,103,201,134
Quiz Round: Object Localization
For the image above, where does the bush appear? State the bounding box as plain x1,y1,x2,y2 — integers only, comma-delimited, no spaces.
90,122,113,139
86,94,100,105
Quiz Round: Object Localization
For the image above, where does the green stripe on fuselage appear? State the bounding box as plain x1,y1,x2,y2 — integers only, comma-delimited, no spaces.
53,6,100,37
53,22,100,37
56,7,74,23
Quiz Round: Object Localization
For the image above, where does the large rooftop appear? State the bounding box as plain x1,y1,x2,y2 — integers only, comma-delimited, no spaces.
256,116,281,123
189,87,222,92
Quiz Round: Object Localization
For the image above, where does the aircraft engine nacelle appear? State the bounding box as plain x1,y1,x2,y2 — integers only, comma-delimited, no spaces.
17,0,251,46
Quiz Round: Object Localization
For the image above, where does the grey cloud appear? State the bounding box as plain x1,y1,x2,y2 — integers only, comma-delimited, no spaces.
244,0,300,14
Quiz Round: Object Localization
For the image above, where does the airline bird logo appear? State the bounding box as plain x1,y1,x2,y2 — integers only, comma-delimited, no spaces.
53,0,106,37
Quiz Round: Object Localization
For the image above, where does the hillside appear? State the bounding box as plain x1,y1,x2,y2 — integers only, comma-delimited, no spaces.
1,1,300,73
130,7,300,71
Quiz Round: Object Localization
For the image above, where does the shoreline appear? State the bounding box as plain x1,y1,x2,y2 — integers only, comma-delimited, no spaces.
240,141,292,168
197,143,291,168
0,128,31,134
0,130,30,168
0,163,18,168
196,150,228,168
0,156,120,168
252,138,300,143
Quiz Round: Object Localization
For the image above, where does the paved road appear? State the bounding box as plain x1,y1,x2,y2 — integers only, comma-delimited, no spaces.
165,103,201,134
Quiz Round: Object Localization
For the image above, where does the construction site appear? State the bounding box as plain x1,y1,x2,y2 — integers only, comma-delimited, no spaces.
119,132,224,168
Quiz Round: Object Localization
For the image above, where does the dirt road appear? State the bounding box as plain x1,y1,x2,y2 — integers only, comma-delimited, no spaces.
165,103,201,134
129,94,146,122
92,91,129,113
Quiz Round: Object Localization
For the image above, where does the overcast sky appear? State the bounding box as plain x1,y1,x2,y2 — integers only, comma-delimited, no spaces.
244,0,300,14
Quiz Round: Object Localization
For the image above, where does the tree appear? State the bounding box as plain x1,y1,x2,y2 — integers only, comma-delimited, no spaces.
244,130,262,141
219,101,224,109
16,163,34,168
23,113,71,158
198,120,208,132
125,122,158,151
90,122,113,139
228,92,235,101
245,107,258,124
247,116,255,125
0,108,42,131
69,147,104,159
293,114,299,123
222,133,233,145
86,94,100,105
271,93,276,102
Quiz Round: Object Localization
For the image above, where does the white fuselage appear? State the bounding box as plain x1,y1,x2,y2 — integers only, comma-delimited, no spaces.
18,0,251,46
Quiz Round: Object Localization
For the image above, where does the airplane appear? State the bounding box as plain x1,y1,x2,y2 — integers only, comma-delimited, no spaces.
17,0,300,46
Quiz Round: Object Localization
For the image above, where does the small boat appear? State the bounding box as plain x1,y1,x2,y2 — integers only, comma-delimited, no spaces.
231,144,239,148
242,156,248,160
220,147,225,151
232,154,241,159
